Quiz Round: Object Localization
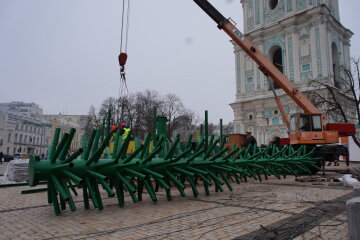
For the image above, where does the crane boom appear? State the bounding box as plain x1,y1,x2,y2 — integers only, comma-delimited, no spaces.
193,0,321,114
192,0,356,164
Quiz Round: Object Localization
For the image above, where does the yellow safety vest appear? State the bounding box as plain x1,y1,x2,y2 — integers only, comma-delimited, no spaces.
122,128,131,140
111,132,117,141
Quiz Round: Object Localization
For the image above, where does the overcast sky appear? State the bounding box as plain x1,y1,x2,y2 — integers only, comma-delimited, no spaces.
0,0,359,124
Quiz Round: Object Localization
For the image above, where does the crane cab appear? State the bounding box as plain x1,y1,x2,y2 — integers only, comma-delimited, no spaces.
288,113,339,145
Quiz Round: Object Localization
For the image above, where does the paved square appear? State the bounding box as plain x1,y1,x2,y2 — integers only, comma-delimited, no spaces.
0,162,359,240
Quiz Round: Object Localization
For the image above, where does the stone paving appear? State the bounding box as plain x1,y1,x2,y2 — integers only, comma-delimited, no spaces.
0,162,359,240
293,213,349,240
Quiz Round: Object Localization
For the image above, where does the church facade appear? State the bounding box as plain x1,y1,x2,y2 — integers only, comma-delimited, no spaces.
230,0,353,145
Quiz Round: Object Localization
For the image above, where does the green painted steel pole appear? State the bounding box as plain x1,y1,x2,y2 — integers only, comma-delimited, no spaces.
106,110,111,135
60,128,76,160
156,117,167,138
220,119,223,145
101,116,105,143
48,128,61,160
153,106,157,137
205,111,208,151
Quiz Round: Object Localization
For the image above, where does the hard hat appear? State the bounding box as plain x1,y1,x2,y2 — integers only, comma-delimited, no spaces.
121,123,126,127
111,126,117,131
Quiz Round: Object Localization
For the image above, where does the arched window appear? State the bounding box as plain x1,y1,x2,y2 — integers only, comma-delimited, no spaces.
269,0,278,10
331,43,340,88
269,46,283,90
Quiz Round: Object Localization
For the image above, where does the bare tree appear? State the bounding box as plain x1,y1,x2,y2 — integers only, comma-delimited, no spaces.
84,105,101,136
86,90,196,140
157,94,197,137
99,97,118,126
132,90,162,139
308,57,360,147
97,95,136,130
160,94,183,136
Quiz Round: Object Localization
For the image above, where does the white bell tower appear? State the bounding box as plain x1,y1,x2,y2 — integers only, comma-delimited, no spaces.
231,0,352,144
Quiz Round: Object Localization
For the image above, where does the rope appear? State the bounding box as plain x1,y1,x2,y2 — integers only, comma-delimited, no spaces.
120,0,131,53
120,0,126,52
119,74,129,97
119,0,130,98
125,0,131,53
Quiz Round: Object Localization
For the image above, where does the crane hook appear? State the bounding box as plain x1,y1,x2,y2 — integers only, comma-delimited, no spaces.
119,52,128,81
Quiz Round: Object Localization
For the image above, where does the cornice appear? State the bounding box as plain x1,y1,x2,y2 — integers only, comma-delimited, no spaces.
232,84,322,104
245,5,351,41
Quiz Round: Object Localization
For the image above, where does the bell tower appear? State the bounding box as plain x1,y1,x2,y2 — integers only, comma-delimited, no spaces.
231,0,352,144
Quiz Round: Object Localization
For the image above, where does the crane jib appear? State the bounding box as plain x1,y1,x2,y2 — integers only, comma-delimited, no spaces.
231,29,245,41
193,0,227,25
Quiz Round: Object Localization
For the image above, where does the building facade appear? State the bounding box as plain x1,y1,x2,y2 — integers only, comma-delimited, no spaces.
0,111,51,156
230,0,353,144
0,102,43,118
0,102,87,156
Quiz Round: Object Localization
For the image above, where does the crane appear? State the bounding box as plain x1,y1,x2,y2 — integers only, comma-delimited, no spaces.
193,0,355,163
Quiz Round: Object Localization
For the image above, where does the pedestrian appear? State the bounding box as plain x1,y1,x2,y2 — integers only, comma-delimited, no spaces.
0,151,3,164
245,132,257,147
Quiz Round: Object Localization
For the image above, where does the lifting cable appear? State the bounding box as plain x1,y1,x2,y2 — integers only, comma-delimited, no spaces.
118,0,131,96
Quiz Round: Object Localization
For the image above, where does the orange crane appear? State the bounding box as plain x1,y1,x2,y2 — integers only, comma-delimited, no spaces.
193,0,355,162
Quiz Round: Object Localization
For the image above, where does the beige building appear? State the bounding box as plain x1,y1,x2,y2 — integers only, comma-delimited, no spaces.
231,0,353,144
43,114,87,151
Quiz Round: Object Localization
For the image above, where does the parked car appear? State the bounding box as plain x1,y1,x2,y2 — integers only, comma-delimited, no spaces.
13,154,21,159
3,155,14,162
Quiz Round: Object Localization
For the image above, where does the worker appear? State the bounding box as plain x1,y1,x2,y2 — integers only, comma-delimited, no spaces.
119,123,132,140
245,132,257,154
111,126,118,141
245,132,257,147
300,116,311,131
271,136,280,147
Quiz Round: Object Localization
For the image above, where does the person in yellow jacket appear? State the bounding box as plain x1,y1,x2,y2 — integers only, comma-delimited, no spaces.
119,123,132,140
111,126,118,141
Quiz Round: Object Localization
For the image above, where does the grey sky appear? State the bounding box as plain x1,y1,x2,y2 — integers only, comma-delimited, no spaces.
0,1,359,124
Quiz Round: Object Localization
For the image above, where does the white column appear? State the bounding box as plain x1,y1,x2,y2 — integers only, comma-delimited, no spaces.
293,33,301,83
